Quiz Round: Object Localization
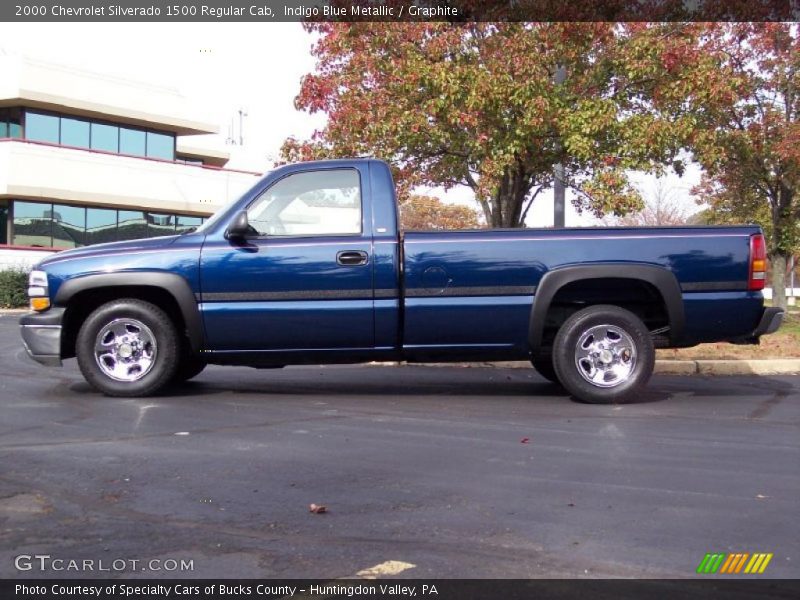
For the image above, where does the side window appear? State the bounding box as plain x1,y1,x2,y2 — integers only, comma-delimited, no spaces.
247,169,362,237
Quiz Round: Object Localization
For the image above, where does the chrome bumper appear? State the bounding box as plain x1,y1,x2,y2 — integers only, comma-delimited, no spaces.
19,308,65,367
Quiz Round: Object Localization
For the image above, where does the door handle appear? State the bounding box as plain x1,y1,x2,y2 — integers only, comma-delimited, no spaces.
337,250,369,266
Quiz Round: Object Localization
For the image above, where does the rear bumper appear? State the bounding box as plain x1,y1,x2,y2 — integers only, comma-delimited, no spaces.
753,307,784,337
19,308,65,367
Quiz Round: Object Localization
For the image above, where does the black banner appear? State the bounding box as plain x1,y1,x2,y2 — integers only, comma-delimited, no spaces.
3,579,800,600
2,0,799,23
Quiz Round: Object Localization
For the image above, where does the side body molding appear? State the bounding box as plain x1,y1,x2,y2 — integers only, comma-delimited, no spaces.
528,263,685,350
54,272,204,352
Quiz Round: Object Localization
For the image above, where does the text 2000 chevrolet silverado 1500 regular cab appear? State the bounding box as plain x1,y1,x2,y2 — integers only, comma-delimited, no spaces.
20,159,784,403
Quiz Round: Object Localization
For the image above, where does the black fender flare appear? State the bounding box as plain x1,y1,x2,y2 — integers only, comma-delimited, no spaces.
54,272,204,353
528,263,684,351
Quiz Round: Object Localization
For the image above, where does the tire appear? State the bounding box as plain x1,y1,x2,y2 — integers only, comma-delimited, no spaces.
552,305,655,404
173,354,207,383
531,354,560,384
76,299,180,397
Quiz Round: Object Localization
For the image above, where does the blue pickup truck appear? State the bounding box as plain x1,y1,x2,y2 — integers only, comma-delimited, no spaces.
20,159,783,403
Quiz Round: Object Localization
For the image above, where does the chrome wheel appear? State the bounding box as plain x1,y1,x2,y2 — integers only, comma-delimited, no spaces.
574,324,637,388
94,318,157,382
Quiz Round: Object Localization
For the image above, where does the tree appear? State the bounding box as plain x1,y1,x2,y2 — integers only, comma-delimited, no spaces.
399,195,481,230
688,24,800,310
284,23,708,228
603,179,694,227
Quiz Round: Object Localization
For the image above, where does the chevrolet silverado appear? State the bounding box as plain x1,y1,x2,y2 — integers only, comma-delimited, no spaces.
20,159,784,403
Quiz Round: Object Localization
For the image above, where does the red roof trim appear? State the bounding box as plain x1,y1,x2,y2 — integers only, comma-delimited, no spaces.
0,244,64,252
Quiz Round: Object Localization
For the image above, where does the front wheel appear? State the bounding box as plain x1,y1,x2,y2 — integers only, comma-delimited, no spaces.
173,354,207,383
531,354,560,384
552,305,655,404
76,299,180,397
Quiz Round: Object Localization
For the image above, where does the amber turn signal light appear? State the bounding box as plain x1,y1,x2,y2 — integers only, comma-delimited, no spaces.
30,297,50,312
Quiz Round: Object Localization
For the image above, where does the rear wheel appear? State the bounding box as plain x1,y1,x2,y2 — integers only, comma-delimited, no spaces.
552,305,654,404
76,299,179,397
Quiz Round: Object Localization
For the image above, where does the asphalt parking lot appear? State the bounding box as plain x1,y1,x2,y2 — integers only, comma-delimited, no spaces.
0,314,798,579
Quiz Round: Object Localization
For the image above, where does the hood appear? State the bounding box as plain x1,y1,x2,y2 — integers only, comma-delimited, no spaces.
39,235,180,267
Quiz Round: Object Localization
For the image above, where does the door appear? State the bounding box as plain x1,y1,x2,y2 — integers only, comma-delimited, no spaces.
200,167,374,352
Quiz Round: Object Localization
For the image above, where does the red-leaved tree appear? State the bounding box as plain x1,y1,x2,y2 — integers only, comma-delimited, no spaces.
283,23,711,227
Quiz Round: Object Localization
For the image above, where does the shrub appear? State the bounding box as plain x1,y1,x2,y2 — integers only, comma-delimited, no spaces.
0,269,29,308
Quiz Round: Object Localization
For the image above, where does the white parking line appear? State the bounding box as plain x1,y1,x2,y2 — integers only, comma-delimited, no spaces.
355,560,416,579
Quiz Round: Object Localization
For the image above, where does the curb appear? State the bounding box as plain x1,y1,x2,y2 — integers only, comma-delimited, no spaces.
691,359,800,376
370,359,800,376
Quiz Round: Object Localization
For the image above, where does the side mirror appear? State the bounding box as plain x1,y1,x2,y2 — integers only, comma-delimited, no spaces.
225,211,251,240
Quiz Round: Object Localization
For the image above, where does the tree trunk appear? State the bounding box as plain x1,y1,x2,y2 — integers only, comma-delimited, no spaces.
487,168,529,228
770,182,794,311
770,253,788,310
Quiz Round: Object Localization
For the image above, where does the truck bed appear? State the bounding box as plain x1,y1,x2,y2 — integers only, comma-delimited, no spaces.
401,226,763,354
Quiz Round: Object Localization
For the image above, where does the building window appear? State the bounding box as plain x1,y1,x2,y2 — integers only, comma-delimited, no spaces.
176,215,203,234
60,117,90,148
25,111,60,144
12,201,53,247
120,127,146,156
0,201,7,245
0,108,23,138
52,203,87,248
147,212,175,237
146,131,174,160
86,207,118,245
5,200,207,248
175,157,204,166
117,210,147,240
9,109,22,138
91,122,119,153
14,109,176,160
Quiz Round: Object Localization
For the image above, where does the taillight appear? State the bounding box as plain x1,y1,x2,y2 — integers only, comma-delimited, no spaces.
748,234,767,291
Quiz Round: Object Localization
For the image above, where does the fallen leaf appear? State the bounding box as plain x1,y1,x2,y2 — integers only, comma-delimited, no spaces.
309,503,327,514
520,437,530,444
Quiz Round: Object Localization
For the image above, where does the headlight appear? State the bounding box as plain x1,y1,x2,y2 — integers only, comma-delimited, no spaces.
27,270,50,311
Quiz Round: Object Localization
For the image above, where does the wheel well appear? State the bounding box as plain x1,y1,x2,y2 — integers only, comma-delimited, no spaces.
60,286,187,359
539,278,670,349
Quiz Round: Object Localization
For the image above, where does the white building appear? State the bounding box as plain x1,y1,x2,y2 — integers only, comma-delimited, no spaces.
0,52,261,269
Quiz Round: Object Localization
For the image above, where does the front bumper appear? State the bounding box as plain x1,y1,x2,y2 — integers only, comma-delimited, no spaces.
753,307,784,337
19,308,65,367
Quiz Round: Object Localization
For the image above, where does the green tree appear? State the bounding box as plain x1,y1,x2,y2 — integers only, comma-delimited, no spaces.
689,24,800,310
283,23,707,227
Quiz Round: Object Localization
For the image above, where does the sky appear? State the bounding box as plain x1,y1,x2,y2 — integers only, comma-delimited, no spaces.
0,22,701,227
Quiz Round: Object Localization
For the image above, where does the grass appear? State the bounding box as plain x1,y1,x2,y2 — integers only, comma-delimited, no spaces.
657,310,800,360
